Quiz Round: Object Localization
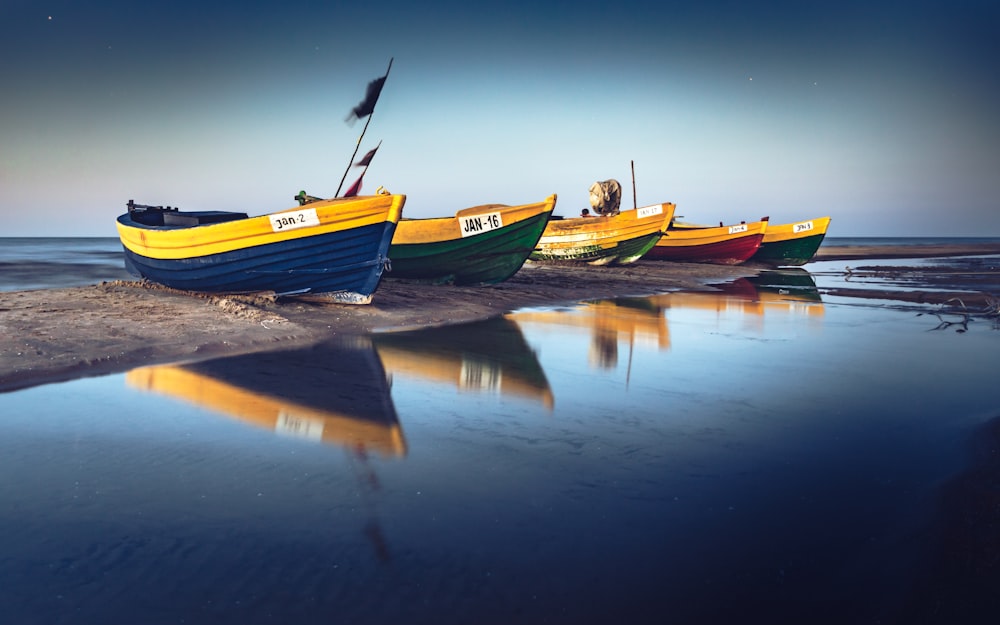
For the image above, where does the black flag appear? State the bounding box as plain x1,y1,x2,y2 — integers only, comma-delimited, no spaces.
346,75,386,123
336,59,393,197
354,144,379,167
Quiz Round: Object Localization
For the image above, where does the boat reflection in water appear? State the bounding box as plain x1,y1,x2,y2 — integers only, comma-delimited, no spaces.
126,335,406,457
127,335,403,562
648,268,825,328
511,298,670,370
511,269,824,368
372,317,555,410
748,267,824,301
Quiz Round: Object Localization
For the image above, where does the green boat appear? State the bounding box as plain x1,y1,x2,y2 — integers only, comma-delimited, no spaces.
751,216,831,266
387,195,556,285
530,202,675,265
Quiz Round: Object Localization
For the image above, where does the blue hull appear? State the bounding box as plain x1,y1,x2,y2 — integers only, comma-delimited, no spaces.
122,222,397,296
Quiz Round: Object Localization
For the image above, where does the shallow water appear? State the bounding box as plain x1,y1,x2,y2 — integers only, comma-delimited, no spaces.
809,254,1000,296
1,271,998,624
0,238,130,291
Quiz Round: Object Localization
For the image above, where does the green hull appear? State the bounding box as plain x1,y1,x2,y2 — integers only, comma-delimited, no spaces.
530,231,662,265
751,233,827,266
748,268,822,301
388,211,550,285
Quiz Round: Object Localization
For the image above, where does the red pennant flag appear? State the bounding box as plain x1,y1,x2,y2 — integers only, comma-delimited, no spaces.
343,173,364,197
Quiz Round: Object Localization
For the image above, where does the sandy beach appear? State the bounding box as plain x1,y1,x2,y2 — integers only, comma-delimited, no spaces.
2,243,998,392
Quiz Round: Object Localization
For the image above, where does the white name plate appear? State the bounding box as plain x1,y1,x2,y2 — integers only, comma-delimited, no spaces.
459,212,503,237
636,204,664,219
269,208,320,232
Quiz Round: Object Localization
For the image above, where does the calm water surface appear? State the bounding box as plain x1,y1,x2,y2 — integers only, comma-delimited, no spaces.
1,268,998,624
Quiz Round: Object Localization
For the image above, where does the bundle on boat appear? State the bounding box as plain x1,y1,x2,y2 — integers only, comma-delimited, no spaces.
531,179,675,266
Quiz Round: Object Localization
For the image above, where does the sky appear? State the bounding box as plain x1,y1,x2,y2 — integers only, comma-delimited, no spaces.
2,0,999,237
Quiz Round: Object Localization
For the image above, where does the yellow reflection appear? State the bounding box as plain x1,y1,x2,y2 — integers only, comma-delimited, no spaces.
126,336,406,457
650,270,825,329
511,299,671,370
510,269,824,363
372,318,555,410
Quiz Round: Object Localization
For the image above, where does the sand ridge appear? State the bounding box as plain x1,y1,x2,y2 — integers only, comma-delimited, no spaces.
2,243,998,392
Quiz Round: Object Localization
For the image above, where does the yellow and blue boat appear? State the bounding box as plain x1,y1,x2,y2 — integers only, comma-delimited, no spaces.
115,194,405,303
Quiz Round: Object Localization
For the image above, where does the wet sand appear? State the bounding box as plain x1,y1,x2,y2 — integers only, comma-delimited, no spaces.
1,243,998,392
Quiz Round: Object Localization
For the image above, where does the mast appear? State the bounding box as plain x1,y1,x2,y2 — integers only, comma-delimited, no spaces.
631,159,637,210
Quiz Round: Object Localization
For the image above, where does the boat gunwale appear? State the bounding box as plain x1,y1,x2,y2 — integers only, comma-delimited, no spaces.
760,216,832,243
391,195,556,246
117,194,405,260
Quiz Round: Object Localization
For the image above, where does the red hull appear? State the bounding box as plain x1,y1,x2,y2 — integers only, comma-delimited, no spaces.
644,233,764,265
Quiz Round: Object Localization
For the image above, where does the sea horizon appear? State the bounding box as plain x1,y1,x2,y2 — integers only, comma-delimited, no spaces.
3,236,1000,293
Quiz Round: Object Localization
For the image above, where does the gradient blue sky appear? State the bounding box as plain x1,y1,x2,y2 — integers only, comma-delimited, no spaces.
2,0,998,237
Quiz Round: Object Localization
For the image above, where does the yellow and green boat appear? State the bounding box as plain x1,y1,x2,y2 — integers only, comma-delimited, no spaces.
530,202,675,265
387,195,556,285
750,216,832,266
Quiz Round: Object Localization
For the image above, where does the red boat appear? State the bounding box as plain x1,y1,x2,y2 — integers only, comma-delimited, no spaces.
644,217,768,265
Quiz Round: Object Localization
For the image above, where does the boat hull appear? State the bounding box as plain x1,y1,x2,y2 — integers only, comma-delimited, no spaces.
388,195,556,285
751,216,831,266
530,203,675,266
116,195,405,300
645,220,767,265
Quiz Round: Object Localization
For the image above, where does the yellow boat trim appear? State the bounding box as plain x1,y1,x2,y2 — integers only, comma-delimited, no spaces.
657,219,768,247
761,216,831,244
392,194,556,245
117,194,406,260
